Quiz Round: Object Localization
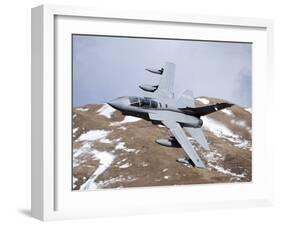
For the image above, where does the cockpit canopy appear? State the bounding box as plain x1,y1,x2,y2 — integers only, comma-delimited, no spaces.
129,97,158,108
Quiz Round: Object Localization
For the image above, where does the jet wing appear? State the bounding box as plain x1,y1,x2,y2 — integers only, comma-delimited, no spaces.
184,127,209,151
156,62,175,99
162,120,205,168
143,62,175,100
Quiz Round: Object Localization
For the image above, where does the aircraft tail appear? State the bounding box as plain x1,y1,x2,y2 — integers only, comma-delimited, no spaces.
176,90,195,108
179,102,234,117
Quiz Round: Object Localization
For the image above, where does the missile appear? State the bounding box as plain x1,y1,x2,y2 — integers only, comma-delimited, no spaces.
145,68,164,75
139,84,158,92
176,157,195,167
155,138,181,148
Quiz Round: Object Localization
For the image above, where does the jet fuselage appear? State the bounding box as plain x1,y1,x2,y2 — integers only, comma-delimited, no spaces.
108,96,203,128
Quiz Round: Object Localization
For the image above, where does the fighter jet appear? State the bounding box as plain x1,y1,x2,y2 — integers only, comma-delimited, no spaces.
108,62,234,168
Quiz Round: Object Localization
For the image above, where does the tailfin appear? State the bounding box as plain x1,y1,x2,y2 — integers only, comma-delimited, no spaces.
176,90,195,108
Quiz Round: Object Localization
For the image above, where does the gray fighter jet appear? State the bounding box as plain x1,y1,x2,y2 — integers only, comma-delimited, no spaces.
108,62,233,168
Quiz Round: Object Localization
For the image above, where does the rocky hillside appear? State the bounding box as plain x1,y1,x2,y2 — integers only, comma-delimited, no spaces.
72,97,252,191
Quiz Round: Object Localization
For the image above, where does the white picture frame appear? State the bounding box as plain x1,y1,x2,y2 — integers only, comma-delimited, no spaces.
31,4,274,221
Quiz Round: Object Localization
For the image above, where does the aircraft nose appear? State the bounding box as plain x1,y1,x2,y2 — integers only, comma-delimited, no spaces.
107,98,127,110
107,100,119,109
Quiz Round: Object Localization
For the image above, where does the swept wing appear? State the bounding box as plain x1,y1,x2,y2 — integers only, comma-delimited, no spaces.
161,120,205,168
184,127,209,151
143,62,175,100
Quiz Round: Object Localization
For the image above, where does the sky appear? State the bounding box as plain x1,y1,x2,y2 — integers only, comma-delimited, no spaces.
72,35,252,108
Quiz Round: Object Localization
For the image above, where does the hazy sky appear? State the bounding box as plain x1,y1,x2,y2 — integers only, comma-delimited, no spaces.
73,35,252,107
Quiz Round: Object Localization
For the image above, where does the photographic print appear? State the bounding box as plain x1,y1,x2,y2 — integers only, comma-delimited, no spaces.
72,35,252,191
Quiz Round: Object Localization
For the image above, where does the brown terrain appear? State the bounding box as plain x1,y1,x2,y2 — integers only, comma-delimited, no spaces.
72,97,252,191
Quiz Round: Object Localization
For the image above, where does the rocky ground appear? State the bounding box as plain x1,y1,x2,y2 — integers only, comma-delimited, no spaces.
72,97,252,191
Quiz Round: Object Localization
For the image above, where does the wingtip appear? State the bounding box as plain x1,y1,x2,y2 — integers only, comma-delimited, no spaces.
197,160,206,168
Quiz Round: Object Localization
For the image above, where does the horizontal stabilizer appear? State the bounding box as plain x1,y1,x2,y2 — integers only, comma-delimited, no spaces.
180,102,234,117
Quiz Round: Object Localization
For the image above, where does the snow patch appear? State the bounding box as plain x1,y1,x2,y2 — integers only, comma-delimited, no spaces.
122,116,141,123
115,142,126,150
221,109,233,116
234,140,251,150
245,108,252,113
203,117,250,148
80,150,115,190
141,162,149,167
203,149,224,163
73,127,78,133
97,104,116,118
197,97,210,104
116,158,127,165
73,143,91,158
119,163,131,169
231,120,251,135
208,163,245,178
110,116,141,126
99,138,112,144
203,117,237,139
231,119,247,128
115,142,139,153
76,107,88,112
73,177,78,184
164,175,169,179
96,175,137,188
248,128,252,134
162,168,168,172
77,130,110,142
118,126,127,130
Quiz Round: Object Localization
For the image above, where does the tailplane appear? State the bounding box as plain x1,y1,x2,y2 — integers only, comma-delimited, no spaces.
179,102,234,117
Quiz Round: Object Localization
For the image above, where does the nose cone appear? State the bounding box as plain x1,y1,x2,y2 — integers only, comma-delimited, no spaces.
107,97,129,110
108,99,121,109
